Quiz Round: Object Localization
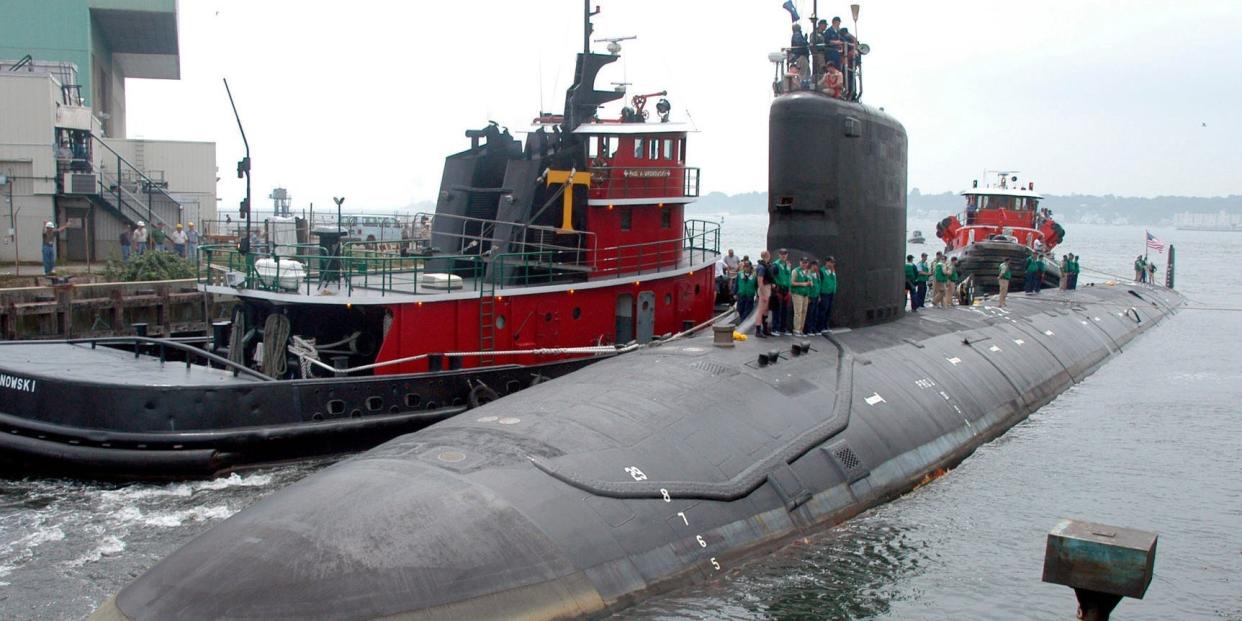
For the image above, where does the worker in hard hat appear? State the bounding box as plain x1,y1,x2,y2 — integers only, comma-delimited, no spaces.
41,220,69,275
170,223,188,257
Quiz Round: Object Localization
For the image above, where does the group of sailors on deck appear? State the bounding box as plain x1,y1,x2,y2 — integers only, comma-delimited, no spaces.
786,15,861,99
718,248,838,338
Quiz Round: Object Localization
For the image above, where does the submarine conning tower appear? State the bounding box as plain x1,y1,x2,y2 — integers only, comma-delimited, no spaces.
768,92,908,328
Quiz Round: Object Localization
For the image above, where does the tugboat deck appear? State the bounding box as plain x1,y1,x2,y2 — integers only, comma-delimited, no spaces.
0,342,263,386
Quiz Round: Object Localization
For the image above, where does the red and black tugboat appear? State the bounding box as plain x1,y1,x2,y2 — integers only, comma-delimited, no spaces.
0,8,719,479
935,171,1065,291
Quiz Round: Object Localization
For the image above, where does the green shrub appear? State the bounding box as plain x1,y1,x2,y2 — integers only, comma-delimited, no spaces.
104,250,196,282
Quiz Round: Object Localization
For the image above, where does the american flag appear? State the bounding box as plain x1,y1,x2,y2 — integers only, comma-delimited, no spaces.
1145,231,1165,253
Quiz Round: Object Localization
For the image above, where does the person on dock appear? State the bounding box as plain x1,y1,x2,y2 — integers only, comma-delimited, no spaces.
41,220,68,275
905,255,918,312
790,257,814,336
819,256,837,332
119,225,133,262
916,253,930,309
170,224,188,258
132,221,147,256
150,223,167,253
735,259,757,323
754,251,773,338
997,259,1011,307
186,222,199,262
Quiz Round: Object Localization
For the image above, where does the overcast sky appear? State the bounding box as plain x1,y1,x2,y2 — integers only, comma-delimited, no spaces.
125,0,1242,214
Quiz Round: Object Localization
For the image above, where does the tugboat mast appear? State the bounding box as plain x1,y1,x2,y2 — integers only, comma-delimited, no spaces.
223,78,252,255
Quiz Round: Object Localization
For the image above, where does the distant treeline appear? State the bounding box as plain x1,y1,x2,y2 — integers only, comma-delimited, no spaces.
687,190,1242,225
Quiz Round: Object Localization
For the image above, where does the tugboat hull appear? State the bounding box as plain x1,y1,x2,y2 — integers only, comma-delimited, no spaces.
0,341,601,480
951,240,1062,292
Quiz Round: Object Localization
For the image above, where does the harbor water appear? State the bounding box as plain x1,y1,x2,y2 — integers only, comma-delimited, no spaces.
2,221,1240,620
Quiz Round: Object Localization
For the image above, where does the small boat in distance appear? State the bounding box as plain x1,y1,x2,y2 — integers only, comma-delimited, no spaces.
908,229,925,244
936,171,1064,292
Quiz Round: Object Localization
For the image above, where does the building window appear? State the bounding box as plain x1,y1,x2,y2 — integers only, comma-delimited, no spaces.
620,206,633,231
633,138,644,159
661,207,672,229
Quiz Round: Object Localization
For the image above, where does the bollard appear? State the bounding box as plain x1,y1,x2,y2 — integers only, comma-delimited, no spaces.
1042,518,1157,621
712,324,735,348
133,322,149,337
211,321,231,354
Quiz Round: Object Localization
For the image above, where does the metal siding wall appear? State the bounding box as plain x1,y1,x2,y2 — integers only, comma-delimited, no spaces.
0,75,59,196
93,207,127,260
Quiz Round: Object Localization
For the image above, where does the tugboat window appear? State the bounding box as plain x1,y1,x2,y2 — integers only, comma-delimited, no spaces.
648,139,659,160
620,206,633,230
663,139,673,160
572,307,581,319
677,138,686,162
661,208,672,229
588,138,599,159
633,138,644,159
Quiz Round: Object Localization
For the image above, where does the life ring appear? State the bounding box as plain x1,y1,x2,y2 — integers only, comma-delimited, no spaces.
467,382,500,409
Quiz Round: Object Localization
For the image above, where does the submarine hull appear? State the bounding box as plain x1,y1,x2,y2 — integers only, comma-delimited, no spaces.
93,284,1181,621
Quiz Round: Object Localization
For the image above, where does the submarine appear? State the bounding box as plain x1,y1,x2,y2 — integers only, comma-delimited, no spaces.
90,22,1182,621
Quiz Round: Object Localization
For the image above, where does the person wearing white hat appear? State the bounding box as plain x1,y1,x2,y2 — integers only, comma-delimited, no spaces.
41,220,68,275
132,221,148,256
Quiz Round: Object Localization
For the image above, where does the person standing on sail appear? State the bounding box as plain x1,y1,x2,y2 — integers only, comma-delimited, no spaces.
997,259,1011,307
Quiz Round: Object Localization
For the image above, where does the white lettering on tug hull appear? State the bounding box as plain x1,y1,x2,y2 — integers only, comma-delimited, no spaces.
0,373,36,394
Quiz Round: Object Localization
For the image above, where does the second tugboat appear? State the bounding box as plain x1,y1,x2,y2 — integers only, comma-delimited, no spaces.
0,10,720,480
935,171,1065,292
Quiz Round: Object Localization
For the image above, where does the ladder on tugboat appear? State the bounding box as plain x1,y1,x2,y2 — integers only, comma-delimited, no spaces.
478,274,496,366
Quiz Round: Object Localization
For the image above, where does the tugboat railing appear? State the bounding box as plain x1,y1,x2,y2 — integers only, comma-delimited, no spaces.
44,335,276,381
196,219,719,297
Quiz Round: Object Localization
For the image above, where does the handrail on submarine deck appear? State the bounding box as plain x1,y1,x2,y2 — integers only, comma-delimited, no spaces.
0,335,276,382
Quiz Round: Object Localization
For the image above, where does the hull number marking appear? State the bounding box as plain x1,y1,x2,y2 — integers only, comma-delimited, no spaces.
864,393,886,406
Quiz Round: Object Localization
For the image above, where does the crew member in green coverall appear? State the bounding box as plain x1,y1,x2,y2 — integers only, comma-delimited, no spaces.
904,255,918,312
772,249,793,335
735,260,757,321
819,257,837,331
932,254,950,307
790,258,814,335
1025,254,1044,294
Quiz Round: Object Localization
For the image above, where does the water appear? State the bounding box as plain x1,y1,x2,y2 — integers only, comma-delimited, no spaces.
2,220,1240,620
